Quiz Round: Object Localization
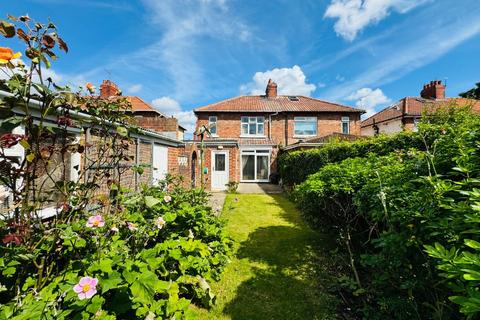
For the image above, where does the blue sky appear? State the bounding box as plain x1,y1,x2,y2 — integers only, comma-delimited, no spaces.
3,0,480,133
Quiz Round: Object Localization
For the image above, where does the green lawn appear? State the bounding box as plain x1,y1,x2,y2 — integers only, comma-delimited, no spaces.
191,194,339,320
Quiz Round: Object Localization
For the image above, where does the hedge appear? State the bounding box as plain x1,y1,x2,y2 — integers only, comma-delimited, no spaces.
278,131,428,186
291,107,480,318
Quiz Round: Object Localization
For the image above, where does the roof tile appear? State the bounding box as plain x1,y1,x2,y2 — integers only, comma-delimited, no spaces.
194,95,364,113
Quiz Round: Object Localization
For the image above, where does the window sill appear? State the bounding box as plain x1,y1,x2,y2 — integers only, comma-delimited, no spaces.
293,135,317,138
239,135,266,139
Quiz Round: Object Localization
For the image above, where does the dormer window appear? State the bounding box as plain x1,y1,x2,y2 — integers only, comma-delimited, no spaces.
209,116,217,135
241,116,265,136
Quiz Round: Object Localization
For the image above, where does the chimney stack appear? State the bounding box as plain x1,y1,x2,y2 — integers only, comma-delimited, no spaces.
100,80,121,98
265,79,278,98
420,80,445,100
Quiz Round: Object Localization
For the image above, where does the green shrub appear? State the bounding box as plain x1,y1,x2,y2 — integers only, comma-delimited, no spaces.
225,181,239,194
0,186,232,319
292,106,480,318
279,132,426,186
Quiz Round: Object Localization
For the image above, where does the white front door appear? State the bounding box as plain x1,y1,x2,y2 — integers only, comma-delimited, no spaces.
211,151,229,190
152,144,168,186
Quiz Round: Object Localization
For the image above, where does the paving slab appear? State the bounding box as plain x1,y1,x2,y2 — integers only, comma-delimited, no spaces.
237,183,283,194
209,192,227,216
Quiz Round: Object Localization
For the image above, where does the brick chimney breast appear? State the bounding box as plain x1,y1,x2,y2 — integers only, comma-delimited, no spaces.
420,80,445,100
265,79,278,98
100,80,121,98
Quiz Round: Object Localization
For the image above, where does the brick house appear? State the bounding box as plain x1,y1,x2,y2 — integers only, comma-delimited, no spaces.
99,80,186,140
191,79,364,190
361,80,480,136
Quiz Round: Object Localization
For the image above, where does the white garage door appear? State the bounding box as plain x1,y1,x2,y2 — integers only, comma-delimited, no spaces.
152,144,168,186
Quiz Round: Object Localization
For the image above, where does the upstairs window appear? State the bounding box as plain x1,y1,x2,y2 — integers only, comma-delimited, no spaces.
294,117,317,136
341,116,350,134
241,116,264,136
208,116,217,135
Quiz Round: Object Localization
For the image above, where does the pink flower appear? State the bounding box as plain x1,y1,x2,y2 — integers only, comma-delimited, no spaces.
127,222,137,231
154,217,166,229
86,215,105,228
73,276,98,300
163,195,172,203
110,226,119,232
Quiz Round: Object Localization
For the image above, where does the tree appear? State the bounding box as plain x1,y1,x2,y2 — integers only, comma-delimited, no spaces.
459,82,480,99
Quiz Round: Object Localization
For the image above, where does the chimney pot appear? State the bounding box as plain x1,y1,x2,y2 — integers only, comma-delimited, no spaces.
100,80,121,98
421,79,445,100
265,79,278,98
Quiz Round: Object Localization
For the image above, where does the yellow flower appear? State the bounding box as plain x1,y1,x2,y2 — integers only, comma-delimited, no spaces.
0,47,21,64
85,82,95,94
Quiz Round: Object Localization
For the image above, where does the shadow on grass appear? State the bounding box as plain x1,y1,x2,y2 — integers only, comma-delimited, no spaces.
223,223,338,319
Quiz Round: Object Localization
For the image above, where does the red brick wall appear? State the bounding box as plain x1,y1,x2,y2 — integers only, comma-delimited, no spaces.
138,141,153,186
195,112,362,146
135,115,182,139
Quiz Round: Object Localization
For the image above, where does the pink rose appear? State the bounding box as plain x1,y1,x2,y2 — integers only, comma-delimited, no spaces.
73,276,98,300
154,217,166,229
127,222,137,231
86,215,105,228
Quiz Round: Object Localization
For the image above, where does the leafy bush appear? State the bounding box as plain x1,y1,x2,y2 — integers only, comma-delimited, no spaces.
293,106,480,318
225,181,239,194
278,131,426,186
0,185,232,319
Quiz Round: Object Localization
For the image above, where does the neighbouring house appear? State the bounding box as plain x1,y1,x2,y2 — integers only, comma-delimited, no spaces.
99,80,186,140
191,79,364,190
0,84,188,217
361,80,480,136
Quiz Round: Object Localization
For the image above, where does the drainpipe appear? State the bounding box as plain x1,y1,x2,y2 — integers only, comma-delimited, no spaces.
284,113,288,146
268,112,279,140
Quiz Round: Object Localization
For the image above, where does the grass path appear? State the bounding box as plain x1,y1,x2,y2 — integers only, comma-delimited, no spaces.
191,194,338,320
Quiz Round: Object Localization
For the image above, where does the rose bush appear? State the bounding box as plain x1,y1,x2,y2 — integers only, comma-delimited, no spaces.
0,15,232,319
0,185,232,319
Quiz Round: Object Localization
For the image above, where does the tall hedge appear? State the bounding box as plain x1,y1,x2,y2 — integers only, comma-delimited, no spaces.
278,132,428,186
291,106,480,318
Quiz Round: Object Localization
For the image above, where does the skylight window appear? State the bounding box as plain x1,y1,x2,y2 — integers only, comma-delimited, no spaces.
288,96,299,101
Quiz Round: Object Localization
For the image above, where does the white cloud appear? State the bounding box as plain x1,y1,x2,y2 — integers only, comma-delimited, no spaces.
240,65,316,96
136,0,251,100
347,87,391,118
151,96,182,115
174,110,196,134
321,4,480,101
324,0,430,41
127,84,142,94
151,96,196,134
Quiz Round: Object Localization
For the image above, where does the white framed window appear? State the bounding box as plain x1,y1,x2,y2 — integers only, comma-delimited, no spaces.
413,117,420,132
208,116,217,135
294,117,317,136
241,116,264,136
341,116,350,134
